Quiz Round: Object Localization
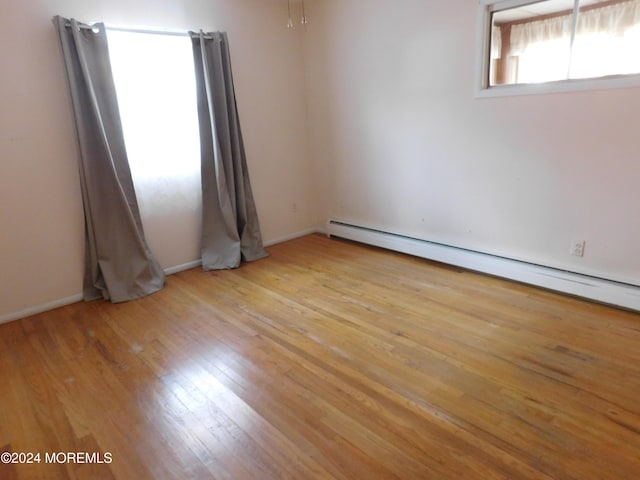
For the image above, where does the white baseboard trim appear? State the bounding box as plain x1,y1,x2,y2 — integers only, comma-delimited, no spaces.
264,227,326,247
0,293,84,326
164,260,202,276
165,228,327,274
0,228,328,325
327,219,640,312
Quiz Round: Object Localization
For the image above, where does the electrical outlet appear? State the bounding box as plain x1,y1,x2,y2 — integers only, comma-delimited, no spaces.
570,240,585,257
292,202,298,213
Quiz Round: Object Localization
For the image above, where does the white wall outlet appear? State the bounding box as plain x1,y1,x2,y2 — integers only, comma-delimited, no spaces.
570,240,585,257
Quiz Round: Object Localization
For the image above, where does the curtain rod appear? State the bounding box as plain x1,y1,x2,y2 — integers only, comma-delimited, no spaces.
64,22,217,39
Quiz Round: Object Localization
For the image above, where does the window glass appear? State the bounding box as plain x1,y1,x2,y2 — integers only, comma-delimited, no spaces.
489,0,640,86
107,30,202,266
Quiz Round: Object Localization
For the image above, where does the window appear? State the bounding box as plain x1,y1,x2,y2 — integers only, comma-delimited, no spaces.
477,0,640,96
107,29,202,267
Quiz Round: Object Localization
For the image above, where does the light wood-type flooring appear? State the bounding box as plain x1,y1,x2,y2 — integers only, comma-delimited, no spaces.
1,234,640,479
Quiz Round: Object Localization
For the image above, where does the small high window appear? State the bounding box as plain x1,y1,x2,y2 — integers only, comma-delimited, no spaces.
477,0,640,95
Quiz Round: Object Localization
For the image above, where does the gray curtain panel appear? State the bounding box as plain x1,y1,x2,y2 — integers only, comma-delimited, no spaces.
53,16,165,302
190,31,268,270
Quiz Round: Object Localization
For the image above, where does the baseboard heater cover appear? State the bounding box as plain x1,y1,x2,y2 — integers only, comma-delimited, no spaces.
327,219,640,312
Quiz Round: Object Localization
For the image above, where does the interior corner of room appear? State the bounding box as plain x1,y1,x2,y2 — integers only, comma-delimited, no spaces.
1,0,640,323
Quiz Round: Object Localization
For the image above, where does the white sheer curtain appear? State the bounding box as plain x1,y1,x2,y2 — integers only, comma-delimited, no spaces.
509,0,640,83
510,14,574,55
511,15,573,83
571,0,640,78
491,24,502,60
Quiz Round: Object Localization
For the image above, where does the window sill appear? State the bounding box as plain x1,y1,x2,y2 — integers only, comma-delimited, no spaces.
475,73,640,98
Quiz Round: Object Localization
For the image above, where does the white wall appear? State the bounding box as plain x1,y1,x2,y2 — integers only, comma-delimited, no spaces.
303,0,640,287
0,0,317,319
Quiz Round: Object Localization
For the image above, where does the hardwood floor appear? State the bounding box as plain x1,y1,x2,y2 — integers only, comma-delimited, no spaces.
1,234,640,479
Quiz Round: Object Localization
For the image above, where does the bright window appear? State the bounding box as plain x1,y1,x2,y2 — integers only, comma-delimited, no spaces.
478,0,640,95
107,29,202,267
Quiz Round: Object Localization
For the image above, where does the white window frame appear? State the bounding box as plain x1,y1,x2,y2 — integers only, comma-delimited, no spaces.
475,0,640,97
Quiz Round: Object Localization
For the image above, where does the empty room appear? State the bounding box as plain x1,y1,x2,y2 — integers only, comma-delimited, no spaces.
1,0,640,478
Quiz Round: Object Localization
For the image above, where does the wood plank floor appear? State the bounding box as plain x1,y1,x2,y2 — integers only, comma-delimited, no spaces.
1,234,640,479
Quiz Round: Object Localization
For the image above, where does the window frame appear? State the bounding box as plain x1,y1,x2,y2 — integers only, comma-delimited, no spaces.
475,0,640,97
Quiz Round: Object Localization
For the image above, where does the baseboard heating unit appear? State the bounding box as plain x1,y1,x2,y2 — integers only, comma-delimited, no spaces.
327,219,640,312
